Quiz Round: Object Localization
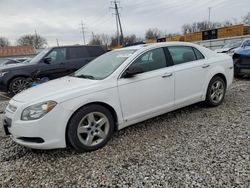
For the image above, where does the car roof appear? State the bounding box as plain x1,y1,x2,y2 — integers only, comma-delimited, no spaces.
51,45,104,49
115,42,199,51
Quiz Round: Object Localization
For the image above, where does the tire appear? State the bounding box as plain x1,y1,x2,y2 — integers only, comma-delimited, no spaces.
9,77,32,95
205,76,226,107
67,104,114,152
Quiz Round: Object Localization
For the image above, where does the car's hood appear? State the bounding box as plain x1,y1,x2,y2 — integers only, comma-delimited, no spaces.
0,62,32,70
12,76,104,104
214,48,231,53
235,48,250,57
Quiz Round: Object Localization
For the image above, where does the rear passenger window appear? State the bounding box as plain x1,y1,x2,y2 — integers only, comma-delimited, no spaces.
168,46,196,65
193,48,205,60
68,47,89,59
87,46,105,57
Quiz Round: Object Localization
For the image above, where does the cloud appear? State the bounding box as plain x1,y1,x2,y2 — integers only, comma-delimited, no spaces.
0,0,249,46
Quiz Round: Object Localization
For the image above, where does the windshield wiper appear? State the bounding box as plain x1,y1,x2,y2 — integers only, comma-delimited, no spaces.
75,74,96,80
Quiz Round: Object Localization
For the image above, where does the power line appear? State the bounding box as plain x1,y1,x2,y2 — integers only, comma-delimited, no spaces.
80,20,86,45
110,0,124,46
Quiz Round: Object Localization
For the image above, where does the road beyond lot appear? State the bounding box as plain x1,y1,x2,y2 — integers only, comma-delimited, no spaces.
0,79,249,188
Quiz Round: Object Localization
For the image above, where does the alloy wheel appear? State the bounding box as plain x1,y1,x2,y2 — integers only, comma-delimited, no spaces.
11,78,31,94
77,112,110,147
210,80,224,104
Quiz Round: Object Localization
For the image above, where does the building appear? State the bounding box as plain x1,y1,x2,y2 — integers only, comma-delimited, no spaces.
0,45,37,59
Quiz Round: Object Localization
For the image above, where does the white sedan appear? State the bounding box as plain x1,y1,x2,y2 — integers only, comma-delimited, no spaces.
3,42,234,152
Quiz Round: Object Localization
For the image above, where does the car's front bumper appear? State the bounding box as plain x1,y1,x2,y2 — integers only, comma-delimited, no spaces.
0,77,8,92
3,100,70,150
234,64,250,76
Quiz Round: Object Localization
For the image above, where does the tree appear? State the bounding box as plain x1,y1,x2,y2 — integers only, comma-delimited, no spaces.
88,33,111,49
182,21,231,34
145,28,163,39
123,34,141,46
100,34,111,49
89,35,103,46
0,37,10,47
242,12,250,25
17,34,47,49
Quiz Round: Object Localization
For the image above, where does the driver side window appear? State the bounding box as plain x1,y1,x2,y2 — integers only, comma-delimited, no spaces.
130,48,167,73
243,40,250,47
46,48,66,63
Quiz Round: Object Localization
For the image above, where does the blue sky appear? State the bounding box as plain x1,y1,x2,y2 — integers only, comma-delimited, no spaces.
0,0,249,46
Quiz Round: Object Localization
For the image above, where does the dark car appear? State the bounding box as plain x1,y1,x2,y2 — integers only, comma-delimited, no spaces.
233,47,250,77
0,45,105,94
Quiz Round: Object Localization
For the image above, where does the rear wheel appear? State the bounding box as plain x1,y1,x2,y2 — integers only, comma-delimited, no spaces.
9,77,32,95
205,76,226,107
67,104,114,152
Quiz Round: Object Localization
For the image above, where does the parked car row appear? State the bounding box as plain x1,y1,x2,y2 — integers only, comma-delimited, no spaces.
3,42,234,152
215,39,250,77
215,39,250,55
0,45,106,94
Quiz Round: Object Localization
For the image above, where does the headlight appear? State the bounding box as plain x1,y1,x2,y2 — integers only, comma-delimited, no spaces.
6,104,17,113
0,71,8,77
227,50,235,56
21,101,57,121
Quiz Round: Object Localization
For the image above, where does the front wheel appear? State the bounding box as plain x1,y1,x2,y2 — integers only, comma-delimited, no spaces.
67,104,114,152
205,76,226,107
9,77,32,95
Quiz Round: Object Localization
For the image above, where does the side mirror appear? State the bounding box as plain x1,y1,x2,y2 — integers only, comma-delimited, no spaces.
44,57,52,64
123,66,144,78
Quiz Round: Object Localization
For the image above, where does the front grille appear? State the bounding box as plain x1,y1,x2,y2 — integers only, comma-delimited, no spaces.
240,56,250,65
3,117,12,128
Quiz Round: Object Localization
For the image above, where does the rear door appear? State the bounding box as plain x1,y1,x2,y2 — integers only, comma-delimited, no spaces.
167,46,209,106
87,46,106,58
66,46,92,73
66,46,105,73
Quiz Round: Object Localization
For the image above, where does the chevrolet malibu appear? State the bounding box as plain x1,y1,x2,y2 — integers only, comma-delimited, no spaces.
3,42,234,152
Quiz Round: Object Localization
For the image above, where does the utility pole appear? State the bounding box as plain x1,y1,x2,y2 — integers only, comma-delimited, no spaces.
34,29,38,49
80,20,86,45
56,38,59,46
110,0,124,46
208,7,212,29
116,14,120,45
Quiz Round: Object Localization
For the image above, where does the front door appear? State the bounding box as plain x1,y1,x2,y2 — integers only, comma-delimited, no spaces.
118,48,175,123
37,47,67,80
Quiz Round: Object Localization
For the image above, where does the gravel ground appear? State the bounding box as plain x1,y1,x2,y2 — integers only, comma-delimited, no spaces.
0,79,249,188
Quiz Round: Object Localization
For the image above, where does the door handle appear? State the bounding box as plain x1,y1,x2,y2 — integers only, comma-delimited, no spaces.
162,73,173,78
202,64,210,68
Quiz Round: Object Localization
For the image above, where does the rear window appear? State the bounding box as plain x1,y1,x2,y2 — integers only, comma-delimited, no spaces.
87,46,105,57
193,48,205,60
68,47,90,59
168,46,196,65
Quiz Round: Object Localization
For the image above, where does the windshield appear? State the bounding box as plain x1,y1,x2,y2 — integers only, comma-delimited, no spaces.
223,40,242,49
29,48,51,64
73,50,136,80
